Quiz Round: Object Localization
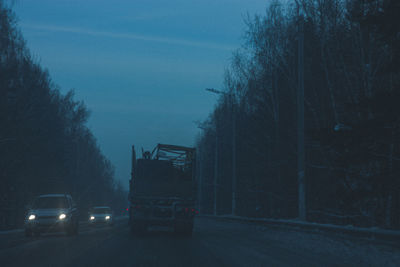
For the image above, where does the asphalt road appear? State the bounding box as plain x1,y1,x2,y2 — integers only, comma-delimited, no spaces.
0,217,399,267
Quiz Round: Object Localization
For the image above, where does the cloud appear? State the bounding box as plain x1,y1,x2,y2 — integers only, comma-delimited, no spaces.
21,23,236,51
119,9,184,22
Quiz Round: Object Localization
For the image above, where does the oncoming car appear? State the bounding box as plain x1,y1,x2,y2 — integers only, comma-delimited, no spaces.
88,206,114,226
25,194,79,237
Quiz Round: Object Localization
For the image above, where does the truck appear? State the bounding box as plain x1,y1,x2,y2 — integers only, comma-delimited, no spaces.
128,143,197,236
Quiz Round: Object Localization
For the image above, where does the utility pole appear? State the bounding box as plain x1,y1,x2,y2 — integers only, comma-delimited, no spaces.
214,123,218,216
74,132,79,198
231,94,237,216
206,88,237,216
198,143,203,215
297,4,306,221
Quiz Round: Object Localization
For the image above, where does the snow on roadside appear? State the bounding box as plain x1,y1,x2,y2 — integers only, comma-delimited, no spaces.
257,224,400,266
213,215,400,266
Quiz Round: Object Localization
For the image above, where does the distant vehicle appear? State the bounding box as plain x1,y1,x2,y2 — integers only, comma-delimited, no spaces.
24,194,79,237
129,144,197,236
88,206,114,226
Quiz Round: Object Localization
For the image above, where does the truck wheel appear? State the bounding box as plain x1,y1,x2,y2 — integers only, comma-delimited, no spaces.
130,225,135,235
184,226,193,236
174,224,183,235
184,223,193,236
174,223,193,236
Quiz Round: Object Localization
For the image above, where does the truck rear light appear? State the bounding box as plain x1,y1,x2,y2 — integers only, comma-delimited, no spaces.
176,206,195,215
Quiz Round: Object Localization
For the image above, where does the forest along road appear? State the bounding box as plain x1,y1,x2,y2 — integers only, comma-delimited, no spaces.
0,217,399,267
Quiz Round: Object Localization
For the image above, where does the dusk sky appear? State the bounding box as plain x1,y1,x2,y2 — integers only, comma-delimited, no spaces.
13,0,268,188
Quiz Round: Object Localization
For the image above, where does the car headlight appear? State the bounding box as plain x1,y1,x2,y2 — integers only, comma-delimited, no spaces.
90,216,95,220
28,214,36,220
59,213,67,220
105,216,110,220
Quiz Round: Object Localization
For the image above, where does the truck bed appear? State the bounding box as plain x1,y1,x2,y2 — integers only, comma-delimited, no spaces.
132,159,194,199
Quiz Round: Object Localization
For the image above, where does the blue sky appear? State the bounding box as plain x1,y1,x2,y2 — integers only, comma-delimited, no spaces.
13,0,268,188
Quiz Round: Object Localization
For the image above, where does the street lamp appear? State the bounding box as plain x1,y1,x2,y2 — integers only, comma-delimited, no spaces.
206,88,237,216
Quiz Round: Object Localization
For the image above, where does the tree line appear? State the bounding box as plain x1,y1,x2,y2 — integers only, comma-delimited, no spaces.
0,1,126,230
197,0,400,229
